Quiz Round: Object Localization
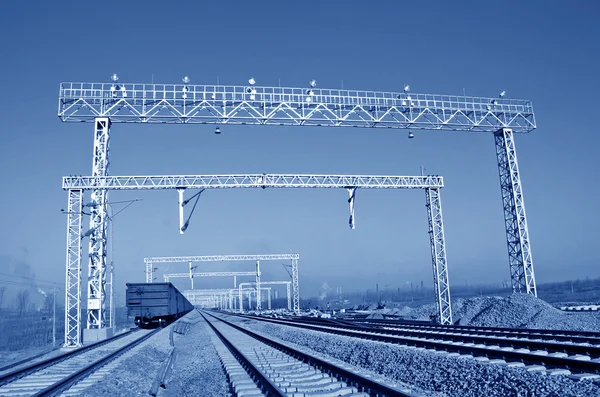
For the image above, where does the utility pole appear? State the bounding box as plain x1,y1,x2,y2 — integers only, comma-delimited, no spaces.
52,284,56,347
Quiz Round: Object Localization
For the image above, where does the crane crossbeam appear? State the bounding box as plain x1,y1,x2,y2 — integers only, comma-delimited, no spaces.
58,82,535,132
62,174,444,190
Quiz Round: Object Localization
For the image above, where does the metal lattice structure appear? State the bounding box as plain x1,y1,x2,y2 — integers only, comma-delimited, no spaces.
58,82,535,132
426,188,451,324
238,281,291,312
143,253,299,313
59,78,537,346
63,174,444,190
163,271,257,282
495,128,536,295
61,172,450,345
86,118,110,330
184,287,273,310
64,190,83,347
164,270,257,297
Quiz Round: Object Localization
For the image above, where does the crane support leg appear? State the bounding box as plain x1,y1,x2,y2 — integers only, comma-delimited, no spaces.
426,187,452,325
291,258,300,313
86,118,111,335
64,189,83,348
494,128,536,295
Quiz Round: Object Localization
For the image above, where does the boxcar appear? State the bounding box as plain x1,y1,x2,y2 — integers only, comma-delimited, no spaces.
126,282,194,327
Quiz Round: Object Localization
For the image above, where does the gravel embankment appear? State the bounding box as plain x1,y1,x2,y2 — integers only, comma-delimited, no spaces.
368,294,600,331
231,316,600,397
163,311,229,397
75,320,181,396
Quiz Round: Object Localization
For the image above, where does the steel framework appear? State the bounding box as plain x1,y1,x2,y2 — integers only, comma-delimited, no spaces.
87,118,110,330
238,281,293,312
143,253,299,313
495,128,536,295
59,79,536,345
163,271,257,282
184,287,273,310
426,188,451,324
63,174,444,190
64,189,83,347
62,172,450,345
58,82,535,132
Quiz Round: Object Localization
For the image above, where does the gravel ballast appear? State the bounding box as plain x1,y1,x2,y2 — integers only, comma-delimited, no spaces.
163,311,229,397
75,326,173,397
231,316,600,397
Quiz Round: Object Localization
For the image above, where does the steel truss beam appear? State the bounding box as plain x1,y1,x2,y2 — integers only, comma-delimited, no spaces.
58,82,535,132
63,174,444,190
64,189,83,347
146,254,300,264
164,271,257,282
143,253,299,313
495,128,536,295
426,188,452,324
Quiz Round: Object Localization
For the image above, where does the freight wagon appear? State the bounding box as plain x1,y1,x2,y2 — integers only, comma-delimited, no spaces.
126,282,194,328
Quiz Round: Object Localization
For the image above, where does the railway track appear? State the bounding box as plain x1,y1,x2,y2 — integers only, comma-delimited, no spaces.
0,348,59,374
282,316,600,346
340,317,600,344
0,328,159,396
237,314,600,376
201,311,418,397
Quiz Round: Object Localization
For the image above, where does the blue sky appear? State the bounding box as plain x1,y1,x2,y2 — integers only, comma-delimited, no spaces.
0,0,599,302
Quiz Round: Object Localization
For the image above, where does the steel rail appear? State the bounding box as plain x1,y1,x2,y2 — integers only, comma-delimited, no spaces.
203,311,415,396
0,329,135,385
283,316,600,344
200,312,287,396
236,314,600,374
346,318,600,344
0,347,58,373
32,328,160,396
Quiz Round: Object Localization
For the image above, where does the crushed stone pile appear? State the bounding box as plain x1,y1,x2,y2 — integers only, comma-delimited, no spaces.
363,294,600,331
453,293,600,331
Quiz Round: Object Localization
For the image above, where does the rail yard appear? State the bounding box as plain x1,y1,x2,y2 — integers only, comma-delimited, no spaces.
2,297,600,396
2,2,598,396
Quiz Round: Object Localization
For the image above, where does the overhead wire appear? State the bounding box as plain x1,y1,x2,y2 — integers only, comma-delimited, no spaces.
0,272,63,286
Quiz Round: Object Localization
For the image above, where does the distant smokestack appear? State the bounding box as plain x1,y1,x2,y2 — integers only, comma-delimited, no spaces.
376,284,379,293
421,280,424,290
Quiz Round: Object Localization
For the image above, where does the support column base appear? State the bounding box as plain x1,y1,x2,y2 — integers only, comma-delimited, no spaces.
83,327,114,343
